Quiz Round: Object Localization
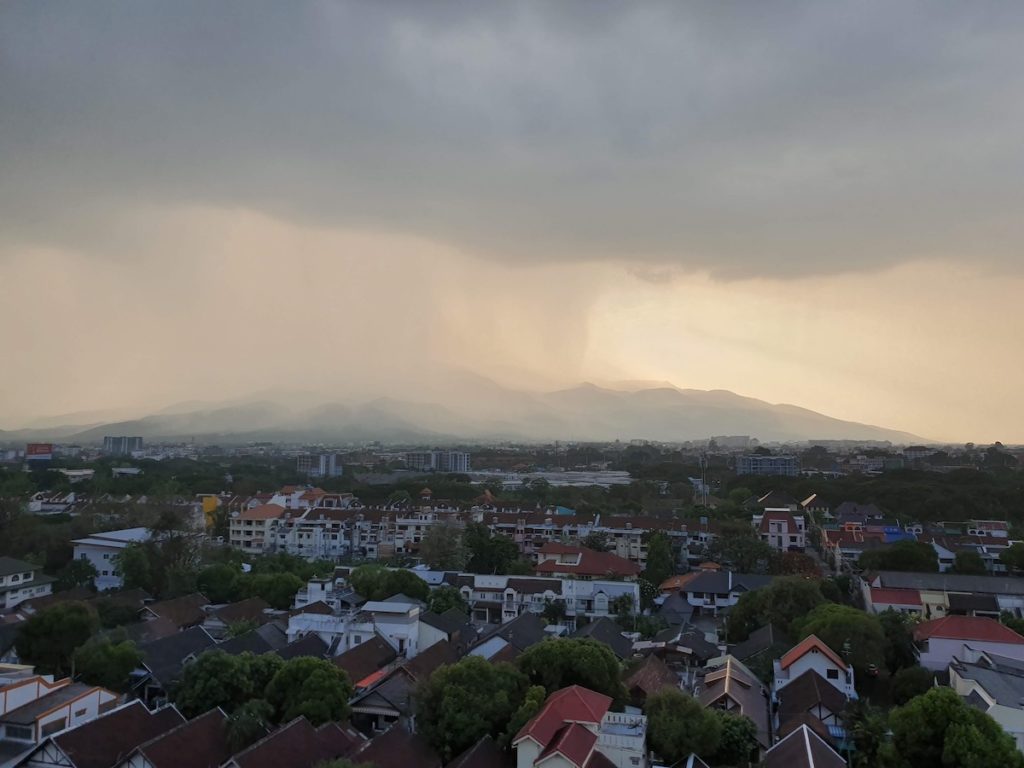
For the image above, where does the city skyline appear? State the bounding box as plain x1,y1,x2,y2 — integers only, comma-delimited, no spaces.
2,2,1023,442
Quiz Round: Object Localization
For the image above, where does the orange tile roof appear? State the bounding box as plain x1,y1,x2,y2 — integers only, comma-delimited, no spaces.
914,616,1024,645
778,635,848,672
237,503,286,521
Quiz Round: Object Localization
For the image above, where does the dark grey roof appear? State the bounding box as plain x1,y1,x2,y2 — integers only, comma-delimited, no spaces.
215,630,274,657
952,658,1024,707
685,571,773,594
276,633,328,661
573,617,633,659
487,612,547,651
351,670,413,716
419,607,471,637
0,557,34,578
731,623,792,661
948,592,1000,613
139,626,216,688
872,571,1024,596
1,683,95,725
656,593,694,627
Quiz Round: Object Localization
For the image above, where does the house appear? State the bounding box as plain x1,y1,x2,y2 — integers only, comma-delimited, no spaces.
949,648,1024,751
350,724,441,768
730,624,791,666
753,511,805,553
0,559,54,611
867,587,923,615
70,529,150,591
134,627,216,706
773,636,855,699
275,634,329,661
763,724,846,768
141,594,210,631
448,736,515,768
228,504,287,555
512,685,647,768
681,571,773,617
572,618,633,661
698,656,770,750
776,670,850,743
862,571,1024,620
914,616,1024,670
624,655,678,707
13,699,184,768
469,612,548,663
223,716,364,768
202,598,272,640
113,708,231,768
534,544,642,581
0,679,120,765
417,609,476,656
332,636,398,691
288,598,429,658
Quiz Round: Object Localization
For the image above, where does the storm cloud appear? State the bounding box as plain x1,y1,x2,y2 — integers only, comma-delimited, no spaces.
3,1,1024,277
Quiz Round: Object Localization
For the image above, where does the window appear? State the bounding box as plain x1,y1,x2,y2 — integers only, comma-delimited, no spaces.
826,669,839,680
41,718,67,737
10,575,18,582
5,725,33,741
74,708,87,717
102,570,109,576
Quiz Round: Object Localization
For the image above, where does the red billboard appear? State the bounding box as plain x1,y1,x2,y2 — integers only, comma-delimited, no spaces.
26,443,53,460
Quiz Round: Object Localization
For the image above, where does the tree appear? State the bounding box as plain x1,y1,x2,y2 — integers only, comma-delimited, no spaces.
240,572,304,610
541,599,567,624
174,651,256,717
778,551,820,577
645,689,722,764
581,531,611,552
15,602,99,676
418,522,468,571
349,565,429,602
794,603,886,676
890,666,934,705
94,597,141,629
708,711,758,767
516,638,626,701
707,534,778,574
463,523,520,575
952,551,987,575
55,558,98,591
265,657,354,725
879,609,919,674
642,533,673,589
116,544,154,593
501,685,547,748
1000,543,1024,572
425,585,468,615
226,699,273,753
386,569,430,602
887,686,1024,768
844,699,889,768
197,563,241,603
858,541,938,573
74,637,143,692
726,577,825,642
415,656,528,761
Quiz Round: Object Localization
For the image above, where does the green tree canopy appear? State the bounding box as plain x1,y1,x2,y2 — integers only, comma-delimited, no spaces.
463,522,520,575
794,603,886,676
15,601,99,676
952,551,987,575
580,531,611,552
890,666,935,705
415,656,528,761
726,576,825,642
226,699,273,753
240,572,304,610
425,585,468,615
349,565,429,602
74,637,143,692
418,522,468,571
197,563,242,603
878,609,919,674
645,689,722,764
174,650,261,717
264,657,354,725
55,558,98,591
708,711,759,767
642,532,674,589
516,638,626,701
887,686,1024,768
1000,543,1024,572
858,541,938,573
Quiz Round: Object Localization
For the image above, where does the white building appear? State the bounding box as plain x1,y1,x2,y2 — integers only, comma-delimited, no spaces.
949,647,1024,753
71,529,151,591
915,616,1024,670
753,510,806,553
287,598,428,658
227,504,287,556
773,636,856,699
0,559,54,611
404,451,471,473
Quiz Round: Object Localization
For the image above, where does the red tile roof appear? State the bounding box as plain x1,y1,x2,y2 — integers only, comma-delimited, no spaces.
914,616,1024,645
514,685,611,750
534,545,641,579
869,587,922,607
759,511,797,534
778,635,848,672
537,722,597,767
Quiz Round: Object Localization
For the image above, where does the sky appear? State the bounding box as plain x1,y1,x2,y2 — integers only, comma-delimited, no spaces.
1,1,1023,442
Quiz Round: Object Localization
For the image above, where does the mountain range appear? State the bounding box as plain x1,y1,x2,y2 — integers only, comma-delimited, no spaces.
0,377,923,445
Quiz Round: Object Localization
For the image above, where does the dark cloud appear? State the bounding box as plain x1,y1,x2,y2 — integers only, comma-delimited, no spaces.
3,1,1024,276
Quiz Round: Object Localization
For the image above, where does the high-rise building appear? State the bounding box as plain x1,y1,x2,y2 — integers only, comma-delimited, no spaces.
404,450,471,473
737,455,799,477
102,436,143,456
296,453,343,478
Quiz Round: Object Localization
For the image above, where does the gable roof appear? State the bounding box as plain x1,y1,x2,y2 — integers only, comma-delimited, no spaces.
778,670,849,728
447,735,515,768
210,597,271,626
764,723,846,768
514,686,612,748
870,571,1024,596
353,724,441,768
332,636,397,687
537,721,596,767
534,544,642,579
236,503,286,521
402,639,459,681
698,656,770,747
49,701,185,768
1,683,104,725
487,611,547,651
144,593,210,629
870,587,922,607
229,716,363,768
779,635,848,672
139,626,216,688
914,616,1024,645
624,654,678,702
215,630,275,657
572,617,633,660
276,633,328,661
131,708,232,768
731,623,791,661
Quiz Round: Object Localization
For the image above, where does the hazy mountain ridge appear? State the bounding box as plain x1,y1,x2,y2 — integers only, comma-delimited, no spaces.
0,380,923,445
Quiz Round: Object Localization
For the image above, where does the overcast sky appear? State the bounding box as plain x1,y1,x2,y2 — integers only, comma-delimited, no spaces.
2,1,1022,442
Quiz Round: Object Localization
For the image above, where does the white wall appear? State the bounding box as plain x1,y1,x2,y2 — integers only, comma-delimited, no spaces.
920,639,1024,670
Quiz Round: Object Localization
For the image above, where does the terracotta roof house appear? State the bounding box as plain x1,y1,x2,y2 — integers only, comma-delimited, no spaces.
624,654,678,706
16,700,185,768
773,636,855,699
513,686,647,768
763,723,846,768
534,544,642,581
332,636,398,689
352,724,441,768
699,656,770,749
915,616,1024,670
224,716,364,768
114,708,232,768
142,593,210,630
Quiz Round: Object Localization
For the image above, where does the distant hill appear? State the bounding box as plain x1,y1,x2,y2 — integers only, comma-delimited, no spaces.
0,379,923,445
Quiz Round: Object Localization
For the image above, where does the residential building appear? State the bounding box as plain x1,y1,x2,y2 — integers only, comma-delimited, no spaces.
861,571,1024,620
287,598,429,658
914,616,1024,670
70,528,150,591
102,437,143,456
223,716,364,768
0,560,53,611
512,685,647,768
737,455,799,477
776,670,850,745
404,451,471,473
699,656,770,750
296,454,343,479
773,636,856,699
753,510,805,553
533,544,642,581
679,570,773,617
113,708,232,768
228,504,287,555
949,648,1024,752
763,724,846,768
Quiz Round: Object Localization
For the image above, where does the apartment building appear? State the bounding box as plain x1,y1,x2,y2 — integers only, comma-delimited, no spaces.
228,504,287,555
70,528,151,591
753,510,806,553
0,560,54,611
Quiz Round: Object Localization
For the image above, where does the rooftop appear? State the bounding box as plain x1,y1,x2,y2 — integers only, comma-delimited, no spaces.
915,616,1024,645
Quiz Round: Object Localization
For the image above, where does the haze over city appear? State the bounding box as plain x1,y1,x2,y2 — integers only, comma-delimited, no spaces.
2,2,1023,443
